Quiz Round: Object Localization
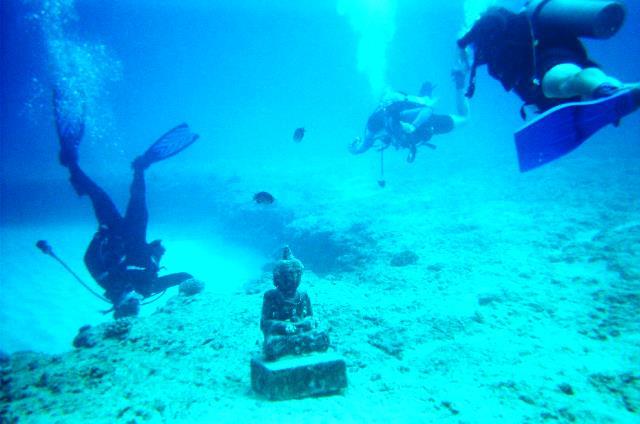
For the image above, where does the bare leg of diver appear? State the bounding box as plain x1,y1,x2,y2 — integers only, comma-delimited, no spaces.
542,64,623,99
400,107,433,130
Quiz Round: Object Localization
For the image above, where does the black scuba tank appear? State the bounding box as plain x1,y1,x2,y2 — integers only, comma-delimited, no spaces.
526,0,626,39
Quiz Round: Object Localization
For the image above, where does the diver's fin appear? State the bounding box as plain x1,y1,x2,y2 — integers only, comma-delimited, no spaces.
139,123,199,167
514,89,639,172
53,88,86,166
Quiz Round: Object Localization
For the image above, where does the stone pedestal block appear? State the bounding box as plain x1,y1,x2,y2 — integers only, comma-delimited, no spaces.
251,352,347,400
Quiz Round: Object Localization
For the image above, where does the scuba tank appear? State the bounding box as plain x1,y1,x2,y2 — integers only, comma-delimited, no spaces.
526,0,626,39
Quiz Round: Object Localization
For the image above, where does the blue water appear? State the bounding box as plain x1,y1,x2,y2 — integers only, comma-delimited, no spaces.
1,0,639,361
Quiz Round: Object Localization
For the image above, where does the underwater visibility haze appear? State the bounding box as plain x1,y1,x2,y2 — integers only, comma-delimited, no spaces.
1,0,639,421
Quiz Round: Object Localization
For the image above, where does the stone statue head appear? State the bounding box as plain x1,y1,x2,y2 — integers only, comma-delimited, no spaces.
273,246,304,296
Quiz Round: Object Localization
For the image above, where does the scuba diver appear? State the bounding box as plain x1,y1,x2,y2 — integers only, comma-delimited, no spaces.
54,91,199,318
350,70,469,163
457,0,639,171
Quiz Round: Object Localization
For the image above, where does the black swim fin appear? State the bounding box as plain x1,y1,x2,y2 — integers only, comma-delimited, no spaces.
136,123,199,168
514,88,639,172
53,88,86,166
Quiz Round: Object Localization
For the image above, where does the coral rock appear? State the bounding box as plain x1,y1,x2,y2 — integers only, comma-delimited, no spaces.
390,250,419,267
179,278,205,296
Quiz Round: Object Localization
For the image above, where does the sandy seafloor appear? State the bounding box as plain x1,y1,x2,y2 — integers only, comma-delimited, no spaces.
1,119,639,423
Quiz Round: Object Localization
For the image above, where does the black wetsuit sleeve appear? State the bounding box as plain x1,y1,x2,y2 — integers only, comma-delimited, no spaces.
351,135,375,154
351,109,386,154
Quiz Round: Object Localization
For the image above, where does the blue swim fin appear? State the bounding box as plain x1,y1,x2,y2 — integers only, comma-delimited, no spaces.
514,89,639,172
139,123,199,167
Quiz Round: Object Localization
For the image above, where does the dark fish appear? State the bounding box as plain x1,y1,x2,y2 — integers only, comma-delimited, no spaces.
253,191,275,204
292,127,305,142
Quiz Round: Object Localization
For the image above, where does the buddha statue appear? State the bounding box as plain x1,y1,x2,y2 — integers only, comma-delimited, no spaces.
260,247,329,361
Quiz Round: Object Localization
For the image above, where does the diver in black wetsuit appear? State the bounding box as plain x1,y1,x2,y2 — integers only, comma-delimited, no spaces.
55,94,197,318
457,4,639,117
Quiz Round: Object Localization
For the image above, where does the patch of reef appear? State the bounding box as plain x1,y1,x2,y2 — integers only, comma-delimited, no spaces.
0,287,256,423
212,200,377,275
549,221,640,340
0,252,350,423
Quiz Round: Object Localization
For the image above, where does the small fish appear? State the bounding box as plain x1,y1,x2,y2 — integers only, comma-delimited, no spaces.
292,127,305,142
253,191,275,204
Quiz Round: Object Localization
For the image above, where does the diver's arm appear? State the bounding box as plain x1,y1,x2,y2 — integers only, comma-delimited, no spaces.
350,128,385,154
457,46,471,71
349,136,372,154
450,87,469,127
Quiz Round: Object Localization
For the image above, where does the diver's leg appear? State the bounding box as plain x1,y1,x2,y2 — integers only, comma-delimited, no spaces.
401,107,434,130
152,272,194,293
123,164,148,245
54,89,122,228
542,64,622,99
68,164,122,230
427,115,455,136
